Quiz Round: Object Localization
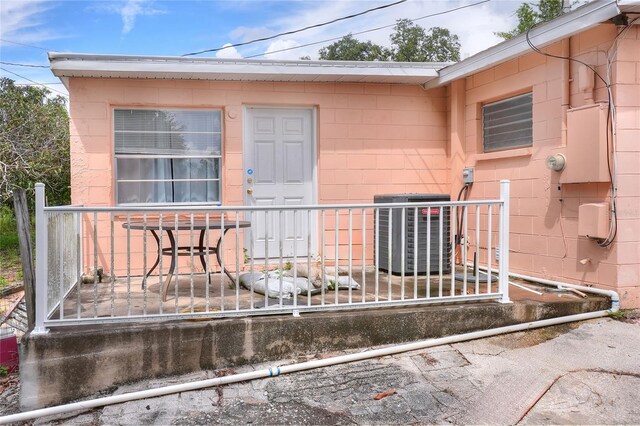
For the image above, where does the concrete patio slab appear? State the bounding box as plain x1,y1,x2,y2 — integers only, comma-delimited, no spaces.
19,275,611,410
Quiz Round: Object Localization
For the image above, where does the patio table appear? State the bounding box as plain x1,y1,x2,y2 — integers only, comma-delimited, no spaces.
123,219,251,301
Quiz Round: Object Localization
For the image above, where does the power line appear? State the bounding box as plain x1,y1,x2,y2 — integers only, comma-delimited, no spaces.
246,0,490,59
15,82,65,85
0,61,49,68
523,18,626,248
0,67,68,97
0,38,52,51
182,0,407,57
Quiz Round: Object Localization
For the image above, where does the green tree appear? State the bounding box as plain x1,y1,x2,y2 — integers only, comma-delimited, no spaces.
537,0,564,20
318,21,460,62
319,34,391,61
0,78,70,206
496,0,563,40
391,20,460,62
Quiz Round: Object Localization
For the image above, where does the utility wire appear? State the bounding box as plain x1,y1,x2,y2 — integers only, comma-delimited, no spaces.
246,0,490,59
182,0,407,57
15,82,64,85
0,38,52,51
0,67,68,97
525,25,608,87
524,19,623,247
0,60,49,68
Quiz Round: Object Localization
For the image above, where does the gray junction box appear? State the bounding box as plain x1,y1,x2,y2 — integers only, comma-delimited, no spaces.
374,194,451,275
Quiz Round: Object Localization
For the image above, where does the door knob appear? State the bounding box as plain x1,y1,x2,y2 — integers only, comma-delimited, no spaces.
247,188,253,195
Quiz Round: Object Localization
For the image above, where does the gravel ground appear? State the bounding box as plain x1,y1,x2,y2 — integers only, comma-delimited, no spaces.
0,373,20,416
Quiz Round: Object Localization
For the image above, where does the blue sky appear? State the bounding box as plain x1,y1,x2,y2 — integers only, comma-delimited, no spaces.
0,0,531,96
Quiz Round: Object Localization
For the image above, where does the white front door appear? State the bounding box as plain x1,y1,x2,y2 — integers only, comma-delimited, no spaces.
243,107,315,259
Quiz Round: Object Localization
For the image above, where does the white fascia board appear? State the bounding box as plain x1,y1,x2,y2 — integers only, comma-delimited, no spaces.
49,54,443,84
426,0,621,88
618,0,640,14
56,76,70,91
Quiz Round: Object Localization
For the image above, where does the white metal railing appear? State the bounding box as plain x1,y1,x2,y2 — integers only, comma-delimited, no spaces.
33,181,511,332
45,210,81,315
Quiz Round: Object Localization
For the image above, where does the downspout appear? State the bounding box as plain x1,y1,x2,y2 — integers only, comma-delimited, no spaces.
561,37,571,147
0,308,616,425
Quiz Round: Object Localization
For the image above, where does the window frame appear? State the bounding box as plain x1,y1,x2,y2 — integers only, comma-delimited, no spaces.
113,107,223,206
481,92,533,153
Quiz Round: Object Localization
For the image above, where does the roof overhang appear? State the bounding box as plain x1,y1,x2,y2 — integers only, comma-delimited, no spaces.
426,0,640,88
618,0,640,13
49,53,446,88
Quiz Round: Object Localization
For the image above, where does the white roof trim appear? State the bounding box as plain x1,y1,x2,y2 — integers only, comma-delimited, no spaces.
618,0,640,13
48,53,446,86
426,0,626,88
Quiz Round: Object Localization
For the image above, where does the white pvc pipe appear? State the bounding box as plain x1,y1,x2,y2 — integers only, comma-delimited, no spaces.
0,308,615,425
465,263,620,313
509,281,543,296
498,180,511,304
508,271,620,312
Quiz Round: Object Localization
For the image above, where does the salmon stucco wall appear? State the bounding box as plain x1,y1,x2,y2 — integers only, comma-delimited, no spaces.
453,24,639,308
67,78,449,274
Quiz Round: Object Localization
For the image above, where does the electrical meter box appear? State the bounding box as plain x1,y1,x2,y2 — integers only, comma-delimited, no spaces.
561,103,610,184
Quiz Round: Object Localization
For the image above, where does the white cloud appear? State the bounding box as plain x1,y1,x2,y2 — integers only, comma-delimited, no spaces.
0,0,58,45
0,1,67,99
442,2,516,58
264,39,301,60
230,26,272,43
215,43,242,59
121,0,163,34
93,0,165,35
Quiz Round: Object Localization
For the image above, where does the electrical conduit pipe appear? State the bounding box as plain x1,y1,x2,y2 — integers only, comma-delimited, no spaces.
507,271,620,312
0,290,618,425
466,262,621,313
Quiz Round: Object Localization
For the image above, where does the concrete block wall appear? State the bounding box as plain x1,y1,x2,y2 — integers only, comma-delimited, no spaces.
453,24,639,308
67,79,449,274
611,25,640,307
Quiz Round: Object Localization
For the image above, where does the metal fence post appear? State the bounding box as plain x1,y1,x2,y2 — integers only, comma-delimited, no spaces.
498,180,511,304
33,183,49,334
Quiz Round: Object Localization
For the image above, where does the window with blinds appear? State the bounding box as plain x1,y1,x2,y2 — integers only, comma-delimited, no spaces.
114,109,222,205
482,92,533,153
